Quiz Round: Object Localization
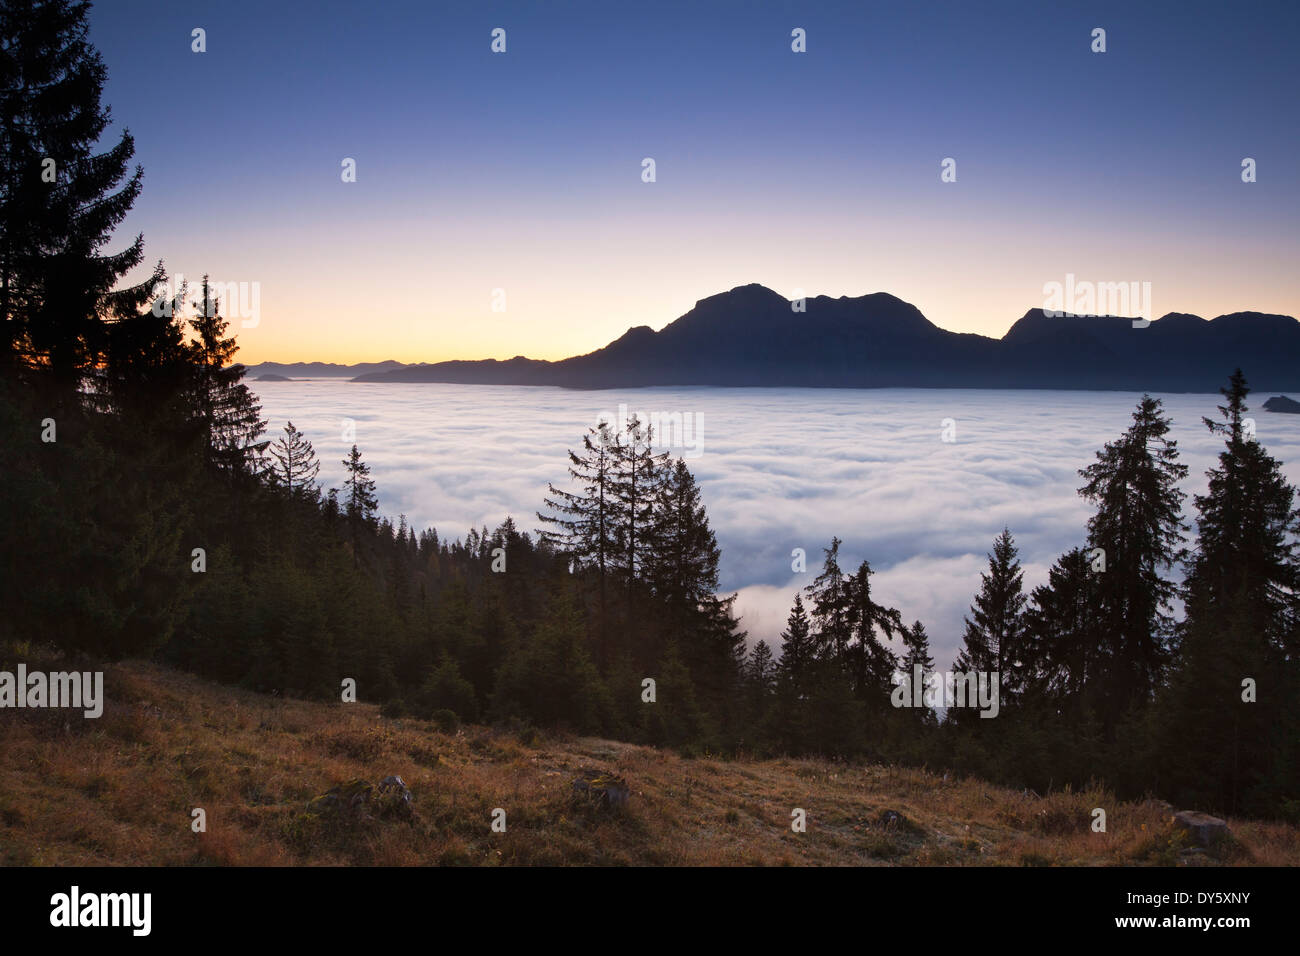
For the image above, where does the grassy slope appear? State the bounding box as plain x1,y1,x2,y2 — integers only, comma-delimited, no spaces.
2,660,1296,866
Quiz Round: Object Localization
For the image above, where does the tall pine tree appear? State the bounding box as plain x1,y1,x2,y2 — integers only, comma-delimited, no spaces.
1184,369,1300,637
956,528,1028,708
777,592,815,693
647,456,743,707
188,275,266,477
342,443,377,564
1078,395,1188,727
900,620,937,726
805,537,852,662
844,558,902,705
1157,370,1300,814
538,421,619,664
269,420,321,499
0,0,151,396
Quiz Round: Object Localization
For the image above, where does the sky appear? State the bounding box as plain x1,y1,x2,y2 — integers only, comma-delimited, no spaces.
88,0,1300,365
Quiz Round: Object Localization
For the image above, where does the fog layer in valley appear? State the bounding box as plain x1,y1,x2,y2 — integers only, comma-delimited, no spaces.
253,382,1300,670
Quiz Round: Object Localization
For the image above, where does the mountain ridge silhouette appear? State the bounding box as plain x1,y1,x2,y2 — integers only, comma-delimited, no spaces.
255,284,1300,391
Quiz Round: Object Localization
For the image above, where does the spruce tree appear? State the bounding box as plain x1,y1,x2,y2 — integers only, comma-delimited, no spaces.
95,271,199,454
416,652,480,722
777,592,815,692
646,456,743,708
0,0,151,394
1157,371,1300,814
805,537,852,661
772,593,817,751
648,458,721,640
900,620,937,726
1078,395,1188,725
956,528,1028,706
1024,548,1103,703
538,421,619,660
188,275,266,476
844,558,903,704
342,443,377,563
269,420,321,499
742,639,777,749
609,414,670,614
747,640,776,689
1184,368,1300,637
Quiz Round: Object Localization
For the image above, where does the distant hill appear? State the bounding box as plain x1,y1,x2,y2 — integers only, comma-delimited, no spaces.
244,360,406,379
255,373,295,382
1264,396,1300,414
265,285,1300,391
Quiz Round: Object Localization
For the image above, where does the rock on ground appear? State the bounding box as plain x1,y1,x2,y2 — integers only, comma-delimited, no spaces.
571,769,630,809
1173,810,1229,847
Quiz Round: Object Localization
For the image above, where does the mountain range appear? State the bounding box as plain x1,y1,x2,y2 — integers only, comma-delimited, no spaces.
247,360,406,379
246,285,1300,392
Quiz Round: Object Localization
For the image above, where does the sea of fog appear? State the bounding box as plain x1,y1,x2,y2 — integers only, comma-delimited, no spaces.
250,381,1300,670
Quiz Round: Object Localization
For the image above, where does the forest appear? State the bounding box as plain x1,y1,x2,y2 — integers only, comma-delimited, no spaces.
3,0,1298,825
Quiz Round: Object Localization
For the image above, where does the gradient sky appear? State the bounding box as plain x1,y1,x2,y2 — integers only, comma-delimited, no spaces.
88,0,1300,364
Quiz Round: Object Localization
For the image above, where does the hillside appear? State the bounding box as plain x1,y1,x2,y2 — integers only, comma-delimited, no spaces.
339,284,1300,392
3,658,1296,867
1264,395,1300,413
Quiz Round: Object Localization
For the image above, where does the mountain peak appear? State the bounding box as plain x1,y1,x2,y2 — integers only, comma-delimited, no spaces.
692,283,789,311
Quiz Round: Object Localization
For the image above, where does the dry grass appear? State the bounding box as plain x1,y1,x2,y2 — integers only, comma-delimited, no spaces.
2,660,1297,866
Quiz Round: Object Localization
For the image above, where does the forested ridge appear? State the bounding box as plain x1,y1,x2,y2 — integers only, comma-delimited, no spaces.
3,0,1298,825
